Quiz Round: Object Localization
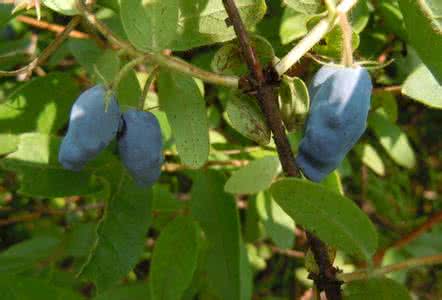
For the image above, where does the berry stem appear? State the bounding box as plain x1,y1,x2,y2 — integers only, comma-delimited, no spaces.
339,13,354,67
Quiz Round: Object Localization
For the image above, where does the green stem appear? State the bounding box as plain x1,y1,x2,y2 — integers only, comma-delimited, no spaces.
338,253,442,283
139,66,160,110
274,0,358,76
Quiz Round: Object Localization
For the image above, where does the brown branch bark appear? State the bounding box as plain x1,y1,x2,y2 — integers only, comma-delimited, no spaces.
221,1,342,299
374,211,442,265
16,15,91,39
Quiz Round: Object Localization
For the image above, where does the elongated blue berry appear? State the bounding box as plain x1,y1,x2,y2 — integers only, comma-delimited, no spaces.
118,109,163,187
59,85,121,171
296,65,372,182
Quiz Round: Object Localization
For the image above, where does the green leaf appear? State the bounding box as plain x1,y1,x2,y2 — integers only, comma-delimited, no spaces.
225,91,271,145
190,170,241,300
212,35,275,76
399,0,442,84
225,156,280,194
0,73,80,134
283,0,323,14
69,40,102,75
256,191,295,249
369,111,416,169
42,0,79,15
358,144,385,176
150,216,201,300
320,171,344,195
2,133,104,197
120,0,267,51
0,275,83,300
94,49,120,85
94,283,151,300
349,0,370,33
378,1,407,40
402,64,442,109
117,70,142,110
0,236,60,274
157,70,209,168
271,178,378,260
0,133,18,156
279,8,315,44
344,277,412,300
313,25,360,59
64,223,97,258
279,76,310,132
0,4,15,27
372,91,398,122
80,170,153,291
240,242,253,300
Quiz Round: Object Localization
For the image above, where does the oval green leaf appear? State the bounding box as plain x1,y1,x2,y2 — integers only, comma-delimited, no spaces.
226,91,271,145
225,156,281,194
270,178,378,261
402,64,442,109
157,70,209,168
150,216,200,300
369,111,416,169
344,277,412,300
120,0,267,52
399,0,442,84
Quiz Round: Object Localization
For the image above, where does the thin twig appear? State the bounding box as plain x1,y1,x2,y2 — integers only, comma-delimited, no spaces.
339,253,442,282
373,211,442,265
0,15,83,77
275,0,358,76
0,203,105,227
16,15,90,39
221,1,341,299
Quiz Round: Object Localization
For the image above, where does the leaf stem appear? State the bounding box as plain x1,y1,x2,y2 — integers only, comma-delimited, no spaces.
76,0,239,88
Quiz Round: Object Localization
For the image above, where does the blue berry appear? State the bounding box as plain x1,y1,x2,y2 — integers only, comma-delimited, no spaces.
118,109,163,187
59,85,121,171
296,65,372,182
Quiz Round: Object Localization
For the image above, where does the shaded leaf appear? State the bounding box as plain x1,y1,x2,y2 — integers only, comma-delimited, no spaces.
190,170,241,300
150,216,201,300
212,35,275,76
94,283,151,300
344,277,411,300
80,169,153,291
0,236,60,274
0,73,79,134
226,91,271,145
0,275,83,300
2,133,105,197
279,76,309,132
369,111,416,169
256,191,295,249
